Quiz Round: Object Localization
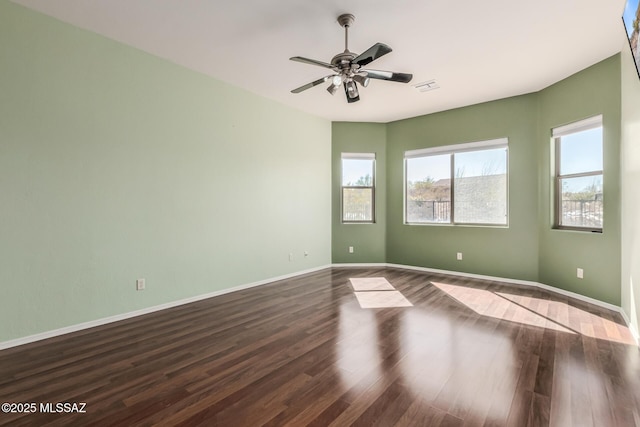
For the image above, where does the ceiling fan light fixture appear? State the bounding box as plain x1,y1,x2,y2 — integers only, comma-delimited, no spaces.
353,74,370,87
346,80,359,98
332,75,343,86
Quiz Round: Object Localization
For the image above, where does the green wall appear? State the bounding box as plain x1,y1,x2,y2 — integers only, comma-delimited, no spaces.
621,42,640,335
332,55,623,306
537,56,621,305
385,95,539,281
0,2,331,343
332,123,386,263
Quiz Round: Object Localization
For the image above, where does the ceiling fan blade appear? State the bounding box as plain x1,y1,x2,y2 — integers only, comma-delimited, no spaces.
291,76,333,93
361,69,413,83
344,81,360,103
353,43,392,67
290,56,334,69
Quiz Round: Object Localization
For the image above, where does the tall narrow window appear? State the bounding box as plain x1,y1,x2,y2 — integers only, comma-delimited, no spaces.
405,138,508,226
342,153,375,223
553,115,603,231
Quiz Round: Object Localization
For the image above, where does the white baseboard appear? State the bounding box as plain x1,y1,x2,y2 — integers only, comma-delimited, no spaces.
385,263,541,289
0,265,331,351
335,262,638,346
619,309,640,345
3,262,637,350
331,263,387,268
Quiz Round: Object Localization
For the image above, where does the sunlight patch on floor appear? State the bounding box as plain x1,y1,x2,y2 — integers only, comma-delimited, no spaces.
432,281,573,334
432,282,637,345
349,277,396,291
354,291,413,308
497,291,636,345
349,277,413,308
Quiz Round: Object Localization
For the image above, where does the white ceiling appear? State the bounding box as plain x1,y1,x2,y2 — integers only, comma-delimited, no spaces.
13,0,626,123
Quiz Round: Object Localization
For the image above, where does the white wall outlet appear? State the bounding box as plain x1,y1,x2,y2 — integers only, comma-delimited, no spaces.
457,252,463,261
289,253,294,262
577,268,584,279
304,251,309,257
349,246,354,254
136,278,145,291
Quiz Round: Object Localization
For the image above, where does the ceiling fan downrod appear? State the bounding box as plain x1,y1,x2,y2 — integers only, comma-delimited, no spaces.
337,14,355,53
338,13,356,52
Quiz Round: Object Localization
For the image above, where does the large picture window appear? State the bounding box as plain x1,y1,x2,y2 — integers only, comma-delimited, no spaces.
405,139,508,226
342,153,375,223
553,115,603,231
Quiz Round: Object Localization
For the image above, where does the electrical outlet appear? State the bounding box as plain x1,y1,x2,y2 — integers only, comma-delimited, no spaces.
349,246,354,254
136,278,145,291
577,268,584,279
289,253,294,262
457,252,463,261
304,251,309,257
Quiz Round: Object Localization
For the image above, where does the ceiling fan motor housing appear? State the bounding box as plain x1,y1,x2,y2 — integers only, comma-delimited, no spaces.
331,52,356,69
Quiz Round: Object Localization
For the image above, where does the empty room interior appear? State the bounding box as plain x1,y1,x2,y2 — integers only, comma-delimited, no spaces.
2,0,640,426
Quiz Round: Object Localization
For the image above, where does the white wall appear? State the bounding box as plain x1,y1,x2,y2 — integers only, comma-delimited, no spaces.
621,39,640,339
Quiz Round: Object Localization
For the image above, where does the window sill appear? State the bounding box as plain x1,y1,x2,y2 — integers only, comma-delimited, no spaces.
342,222,376,225
404,222,509,229
552,227,603,234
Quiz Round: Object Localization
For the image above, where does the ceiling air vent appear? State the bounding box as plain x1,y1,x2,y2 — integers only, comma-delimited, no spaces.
413,79,440,92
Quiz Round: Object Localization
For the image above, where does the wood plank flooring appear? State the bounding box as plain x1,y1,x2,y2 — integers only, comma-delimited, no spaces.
0,267,639,426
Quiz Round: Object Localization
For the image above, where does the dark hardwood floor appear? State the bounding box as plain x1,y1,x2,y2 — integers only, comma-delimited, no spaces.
1,267,639,426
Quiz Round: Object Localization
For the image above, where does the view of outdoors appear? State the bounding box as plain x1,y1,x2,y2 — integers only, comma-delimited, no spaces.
623,0,640,73
406,148,507,225
559,176,603,228
557,127,603,229
406,154,451,223
342,157,374,222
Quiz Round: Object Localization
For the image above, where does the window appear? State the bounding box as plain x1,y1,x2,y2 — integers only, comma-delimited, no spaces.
553,115,603,231
405,139,508,225
342,153,375,223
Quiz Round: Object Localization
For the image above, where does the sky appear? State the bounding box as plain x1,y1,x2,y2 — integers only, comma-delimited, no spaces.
559,127,602,175
342,158,374,185
558,127,603,193
623,0,640,37
406,148,507,182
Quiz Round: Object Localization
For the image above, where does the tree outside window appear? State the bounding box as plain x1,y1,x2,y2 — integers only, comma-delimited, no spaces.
342,153,375,223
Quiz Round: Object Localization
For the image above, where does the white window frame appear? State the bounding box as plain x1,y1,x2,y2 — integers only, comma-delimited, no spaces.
341,153,375,224
404,138,509,226
552,115,603,232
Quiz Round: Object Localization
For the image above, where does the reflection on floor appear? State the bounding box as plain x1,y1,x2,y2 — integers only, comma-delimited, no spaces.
2,267,639,426
432,281,636,345
349,277,413,308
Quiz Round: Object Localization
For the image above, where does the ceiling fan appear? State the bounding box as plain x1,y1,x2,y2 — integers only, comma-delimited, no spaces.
290,13,413,103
